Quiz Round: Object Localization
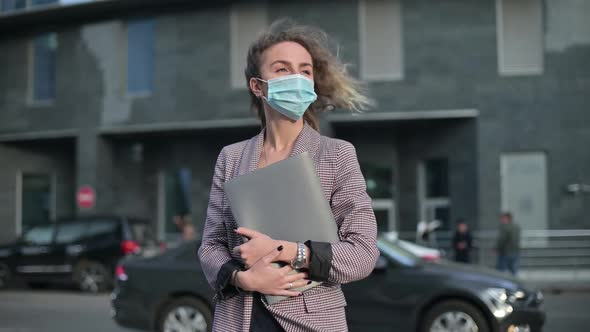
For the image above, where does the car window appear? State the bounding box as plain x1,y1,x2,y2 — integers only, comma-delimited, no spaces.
378,237,419,267
87,219,118,238
55,221,87,244
22,224,55,245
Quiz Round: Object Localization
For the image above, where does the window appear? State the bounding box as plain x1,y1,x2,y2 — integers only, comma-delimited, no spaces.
1,0,26,12
31,33,57,102
425,159,449,198
497,0,543,75
418,159,451,231
87,219,118,238
55,221,87,244
22,224,55,245
127,19,154,95
230,3,267,89
359,0,403,81
361,163,393,199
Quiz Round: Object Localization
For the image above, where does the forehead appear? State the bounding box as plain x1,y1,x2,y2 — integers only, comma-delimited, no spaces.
261,41,313,66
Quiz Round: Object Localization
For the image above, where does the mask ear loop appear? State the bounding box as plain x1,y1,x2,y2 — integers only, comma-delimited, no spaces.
253,77,268,98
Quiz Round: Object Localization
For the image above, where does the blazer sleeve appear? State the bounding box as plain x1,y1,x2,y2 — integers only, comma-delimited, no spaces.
322,142,379,284
197,148,241,298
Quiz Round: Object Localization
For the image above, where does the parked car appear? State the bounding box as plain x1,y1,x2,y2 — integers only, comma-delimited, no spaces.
112,236,545,332
382,231,443,262
0,215,160,293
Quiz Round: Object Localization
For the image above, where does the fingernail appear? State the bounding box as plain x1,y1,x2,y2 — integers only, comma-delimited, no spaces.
277,245,284,251
307,281,312,285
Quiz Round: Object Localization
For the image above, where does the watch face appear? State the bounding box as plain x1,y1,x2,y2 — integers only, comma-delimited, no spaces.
292,260,305,269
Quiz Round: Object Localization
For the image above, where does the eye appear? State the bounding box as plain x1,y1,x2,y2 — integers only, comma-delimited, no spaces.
302,70,312,76
276,67,288,73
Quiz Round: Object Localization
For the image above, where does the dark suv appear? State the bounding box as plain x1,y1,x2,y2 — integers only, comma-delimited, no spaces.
0,215,160,293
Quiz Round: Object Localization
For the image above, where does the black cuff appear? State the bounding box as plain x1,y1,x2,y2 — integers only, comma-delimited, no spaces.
305,240,332,282
215,260,242,300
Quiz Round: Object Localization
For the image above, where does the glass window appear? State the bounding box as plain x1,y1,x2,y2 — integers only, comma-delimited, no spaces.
1,0,26,12
127,19,154,94
55,221,87,244
374,209,390,233
359,0,403,80
87,219,118,238
32,33,57,102
361,163,393,199
497,0,543,75
21,174,52,230
31,0,57,5
22,224,55,245
425,159,449,198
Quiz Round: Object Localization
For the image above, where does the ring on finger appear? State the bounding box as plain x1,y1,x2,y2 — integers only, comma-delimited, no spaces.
288,282,293,289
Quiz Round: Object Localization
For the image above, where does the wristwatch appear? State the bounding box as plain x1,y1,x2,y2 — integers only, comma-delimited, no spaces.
290,241,306,269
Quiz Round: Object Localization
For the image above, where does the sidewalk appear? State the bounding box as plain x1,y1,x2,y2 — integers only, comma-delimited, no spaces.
519,269,590,293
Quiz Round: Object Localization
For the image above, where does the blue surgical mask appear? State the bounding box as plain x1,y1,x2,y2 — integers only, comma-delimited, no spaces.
257,74,318,121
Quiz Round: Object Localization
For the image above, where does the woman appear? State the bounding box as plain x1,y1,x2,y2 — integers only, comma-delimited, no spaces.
198,20,378,332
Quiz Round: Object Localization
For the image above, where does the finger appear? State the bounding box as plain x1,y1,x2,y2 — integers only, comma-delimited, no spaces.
232,246,241,255
262,245,284,264
286,279,312,289
279,264,294,273
235,227,262,239
285,272,308,283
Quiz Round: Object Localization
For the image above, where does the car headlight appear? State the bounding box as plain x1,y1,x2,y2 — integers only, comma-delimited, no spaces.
481,288,517,319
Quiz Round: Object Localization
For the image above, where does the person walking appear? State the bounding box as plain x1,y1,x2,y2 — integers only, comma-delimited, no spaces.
496,212,521,276
452,219,473,263
198,20,378,332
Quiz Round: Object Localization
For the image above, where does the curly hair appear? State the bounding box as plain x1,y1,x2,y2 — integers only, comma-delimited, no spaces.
244,19,373,131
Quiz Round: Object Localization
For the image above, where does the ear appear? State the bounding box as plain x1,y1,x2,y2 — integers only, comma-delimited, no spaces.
249,77,265,97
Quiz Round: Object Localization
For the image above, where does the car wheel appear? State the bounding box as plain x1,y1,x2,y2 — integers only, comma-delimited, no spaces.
421,300,489,332
158,297,212,332
73,261,111,293
0,263,10,289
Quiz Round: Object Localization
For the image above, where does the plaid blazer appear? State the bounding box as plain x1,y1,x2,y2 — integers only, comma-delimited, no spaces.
198,123,379,332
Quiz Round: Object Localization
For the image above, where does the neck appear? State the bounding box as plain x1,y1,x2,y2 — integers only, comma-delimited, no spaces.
263,109,304,151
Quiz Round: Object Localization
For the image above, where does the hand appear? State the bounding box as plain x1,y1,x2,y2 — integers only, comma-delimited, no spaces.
237,246,310,297
233,227,279,268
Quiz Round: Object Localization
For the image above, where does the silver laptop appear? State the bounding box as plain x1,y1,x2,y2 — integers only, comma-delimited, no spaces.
224,152,339,304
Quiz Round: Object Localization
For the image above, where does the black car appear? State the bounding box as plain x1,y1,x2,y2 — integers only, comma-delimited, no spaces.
0,215,160,292
111,238,545,332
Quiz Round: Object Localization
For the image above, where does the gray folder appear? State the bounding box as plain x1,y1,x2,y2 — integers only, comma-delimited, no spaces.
224,151,339,304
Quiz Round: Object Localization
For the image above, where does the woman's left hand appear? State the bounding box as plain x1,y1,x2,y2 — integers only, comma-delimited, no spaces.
233,227,280,268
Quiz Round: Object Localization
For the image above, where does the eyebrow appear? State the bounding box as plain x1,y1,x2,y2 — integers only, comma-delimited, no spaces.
270,60,313,68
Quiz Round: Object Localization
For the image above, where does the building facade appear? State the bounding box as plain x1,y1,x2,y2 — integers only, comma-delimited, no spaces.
0,0,589,245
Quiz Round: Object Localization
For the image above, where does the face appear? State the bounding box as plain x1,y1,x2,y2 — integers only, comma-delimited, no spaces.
458,223,468,233
249,41,314,98
501,215,511,224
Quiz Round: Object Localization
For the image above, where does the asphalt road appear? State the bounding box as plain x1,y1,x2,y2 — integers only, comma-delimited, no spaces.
0,289,588,331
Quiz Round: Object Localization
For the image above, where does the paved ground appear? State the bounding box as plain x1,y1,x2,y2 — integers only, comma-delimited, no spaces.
0,288,588,331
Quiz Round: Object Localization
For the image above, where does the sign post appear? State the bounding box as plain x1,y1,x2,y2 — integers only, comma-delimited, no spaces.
77,186,96,210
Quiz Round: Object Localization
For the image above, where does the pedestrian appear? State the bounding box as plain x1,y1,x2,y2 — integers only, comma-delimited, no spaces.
173,215,196,242
197,19,378,332
452,219,473,263
496,212,521,276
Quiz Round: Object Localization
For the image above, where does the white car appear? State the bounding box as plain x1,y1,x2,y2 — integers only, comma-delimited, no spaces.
381,232,442,262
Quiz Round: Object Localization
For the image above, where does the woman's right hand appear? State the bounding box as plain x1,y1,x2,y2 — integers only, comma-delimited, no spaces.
236,245,309,297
